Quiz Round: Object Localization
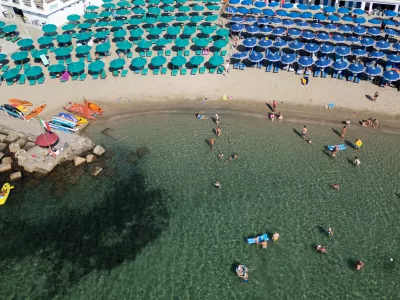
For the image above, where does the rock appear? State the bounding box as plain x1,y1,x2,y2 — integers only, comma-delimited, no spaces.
86,154,97,163
2,157,12,164
91,167,103,176
0,143,7,152
74,156,86,167
0,134,6,142
0,152,3,161
10,172,22,181
93,145,105,156
16,138,27,147
15,149,30,165
0,163,12,173
23,160,39,173
101,128,117,139
23,142,36,151
8,142,20,153
5,133,19,143
136,147,150,157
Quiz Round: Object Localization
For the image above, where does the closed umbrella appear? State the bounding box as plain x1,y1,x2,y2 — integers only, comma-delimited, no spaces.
382,70,400,82
194,38,209,48
243,38,257,48
17,38,34,48
110,58,126,69
57,34,72,44
76,45,92,54
190,55,205,66
248,51,264,63
298,56,314,67
48,64,66,73
348,63,364,74
208,55,224,66
96,43,111,53
131,57,147,68
151,56,166,67
369,51,384,59
375,41,390,50
304,43,319,53
55,47,72,57
68,62,85,73
258,39,273,48
352,48,367,56
137,40,152,49
365,66,382,76
42,24,57,33
332,60,349,70
315,57,332,68
11,51,28,61
288,41,304,51
335,46,351,56
167,26,181,36
38,36,53,45
25,66,43,77
360,38,374,47
171,56,187,67
281,54,296,64
2,68,19,81
266,52,280,62
320,44,335,54
288,28,301,37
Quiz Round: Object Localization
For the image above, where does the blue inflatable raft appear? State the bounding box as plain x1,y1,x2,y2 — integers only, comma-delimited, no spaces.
247,233,269,244
327,144,347,151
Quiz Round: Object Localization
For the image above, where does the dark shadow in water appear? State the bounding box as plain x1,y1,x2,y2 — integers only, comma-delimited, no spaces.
332,128,341,137
394,193,400,199
346,157,356,166
293,128,303,139
322,150,333,159
345,140,356,149
0,163,170,299
347,258,358,270
316,226,328,236
231,261,240,275
210,116,217,124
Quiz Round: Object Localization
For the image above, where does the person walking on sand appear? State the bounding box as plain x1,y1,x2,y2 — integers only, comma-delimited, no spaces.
372,91,379,102
341,126,347,138
301,125,308,139
272,100,277,111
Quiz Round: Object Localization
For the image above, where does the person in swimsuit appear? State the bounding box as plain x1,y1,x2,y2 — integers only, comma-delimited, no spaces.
256,237,268,249
353,156,361,166
331,184,340,191
236,265,249,282
216,127,221,137
316,245,327,254
356,261,364,270
272,232,280,242
331,145,339,158
269,112,275,121
341,126,347,138
214,181,221,188
209,138,215,151
302,125,308,139
327,227,333,236
218,153,224,160
196,113,206,120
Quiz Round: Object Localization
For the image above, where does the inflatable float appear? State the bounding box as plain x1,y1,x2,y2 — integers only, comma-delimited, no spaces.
327,144,347,151
247,233,269,244
0,183,14,205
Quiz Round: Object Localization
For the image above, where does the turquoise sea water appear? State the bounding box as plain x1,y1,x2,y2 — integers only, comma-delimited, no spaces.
0,112,399,299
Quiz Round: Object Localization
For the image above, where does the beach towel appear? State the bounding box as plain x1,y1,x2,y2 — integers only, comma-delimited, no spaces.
301,76,309,85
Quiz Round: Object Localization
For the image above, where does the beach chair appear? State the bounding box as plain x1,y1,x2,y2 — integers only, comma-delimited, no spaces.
29,79,36,85
6,80,13,86
92,73,99,79
199,66,206,74
66,58,72,65
266,63,272,72
49,46,55,53
221,50,227,56
24,63,30,70
184,50,190,56
50,73,57,79
385,62,392,70
313,70,320,77
121,69,128,77
79,74,87,81
191,68,198,75
296,66,304,75
217,66,224,74
72,75,79,81
233,63,240,69
58,60,64,65
338,72,344,80
5,35,12,41
181,68,187,75
101,70,107,79
273,63,280,73
165,50,171,56
87,54,92,62
196,50,202,55
16,64,22,71
321,69,327,78
0,33,5,38
209,68,216,74
113,70,119,76
157,50,163,56
142,68,148,75
239,63,246,70
79,57,85,63
305,68,311,76
332,71,338,79
347,74,354,82
127,52,133,59
134,69,141,74
171,69,178,76
140,52,146,58
1,65,9,72
18,74,26,85
0,75,2,84
256,62,262,69
153,68,160,75
146,51,152,57
354,74,361,83
161,68,167,75
288,65,295,72
177,50,183,56
38,76,45,84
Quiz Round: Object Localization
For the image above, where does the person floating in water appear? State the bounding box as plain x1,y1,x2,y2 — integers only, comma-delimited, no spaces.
331,184,340,191
236,265,249,282
214,180,221,188
331,145,339,158
216,126,221,137
356,260,365,270
306,138,312,144
353,156,361,166
301,125,308,139
196,113,206,120
272,232,280,242
327,227,334,236
228,153,238,161
316,245,327,254
255,237,268,249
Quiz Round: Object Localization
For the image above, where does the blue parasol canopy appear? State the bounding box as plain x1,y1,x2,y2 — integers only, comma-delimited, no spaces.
394,43,400,51
309,5,320,11
248,51,264,62
243,37,257,48
310,22,324,29
258,17,269,25
315,57,332,68
382,70,400,81
229,0,240,4
346,36,360,44
339,25,352,33
232,52,248,59
297,4,308,10
246,25,260,34
260,26,273,33
331,34,345,42
332,60,349,70
367,27,380,36
296,21,309,28
386,54,400,63
314,13,326,21
352,48,367,56
341,15,353,22
281,54,296,64
268,1,279,8
237,7,249,14
298,56,314,67
323,6,335,13
328,15,339,22
375,41,390,50
258,39,273,48
305,43,320,53
353,8,365,15
288,12,300,18
353,17,366,24
288,41,304,50
352,26,366,35
369,51,385,59
272,27,285,36
335,46,351,56
348,63,365,74
384,28,397,36
365,66,382,76
320,43,335,54
282,3,293,9
254,1,267,8
266,52,281,62
263,9,274,17
269,17,281,24
384,10,396,17
368,19,381,25
325,23,337,30
301,31,315,40
230,16,244,23
338,7,349,14
360,38,374,47
231,24,245,32
288,28,301,37
250,8,262,14
276,10,288,17
273,39,287,48
316,32,330,41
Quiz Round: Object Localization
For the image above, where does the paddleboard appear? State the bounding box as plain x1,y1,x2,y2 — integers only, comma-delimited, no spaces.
51,117,78,128
48,122,78,133
247,233,269,244
14,105,28,112
58,112,78,122
26,104,46,120
327,144,347,151
8,98,33,106
0,183,14,205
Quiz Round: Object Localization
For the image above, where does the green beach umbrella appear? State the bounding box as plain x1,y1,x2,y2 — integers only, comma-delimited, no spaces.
25,66,43,77
11,51,28,61
17,38,33,48
0,21,5,29
42,24,57,33
101,3,115,10
62,23,76,31
2,68,19,81
88,60,105,73
78,22,93,30
190,16,203,23
183,27,196,35
190,55,204,66
55,47,72,57
57,34,72,44
175,38,189,48
159,15,174,23
114,29,127,38
193,38,209,48
149,0,160,4
171,56,186,67
68,61,85,73
167,26,180,35
176,15,189,22
207,5,220,11
103,0,113,2
216,28,229,37
116,40,133,50
110,20,125,28
67,14,80,22
131,57,147,68
209,55,223,66
76,32,92,41
201,26,215,35
132,0,145,5
84,12,98,20
162,0,173,4
127,18,142,26
148,6,161,15
117,1,131,7
96,43,111,52
76,44,92,54
97,21,109,27
162,5,174,12
178,6,190,13
137,39,152,49
117,9,131,16
132,8,146,15
110,58,126,69
86,5,99,10
213,39,228,49
31,49,48,59
38,36,53,45
176,0,186,3
130,28,144,38
193,5,205,11
151,55,166,67
156,38,169,47
148,27,162,36
99,10,113,17
94,31,108,39
205,15,218,22
144,17,158,24
0,53,6,62
2,24,17,33
48,64,65,73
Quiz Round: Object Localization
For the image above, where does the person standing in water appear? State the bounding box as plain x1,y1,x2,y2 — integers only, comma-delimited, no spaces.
209,137,215,151
328,227,333,236
341,126,347,138
272,232,280,242
301,125,308,139
353,156,361,166
216,126,221,137
356,261,365,270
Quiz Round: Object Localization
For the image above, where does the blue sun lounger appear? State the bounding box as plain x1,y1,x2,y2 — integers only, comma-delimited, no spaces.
247,233,269,244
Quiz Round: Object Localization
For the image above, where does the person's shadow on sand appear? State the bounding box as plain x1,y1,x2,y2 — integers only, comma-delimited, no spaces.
365,94,373,101
266,103,274,112
332,128,341,137
210,116,218,124
344,140,356,149
293,128,303,138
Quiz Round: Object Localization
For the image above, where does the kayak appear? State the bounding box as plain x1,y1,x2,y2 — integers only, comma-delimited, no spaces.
9,99,33,106
12,105,28,112
0,105,24,119
0,183,14,205
58,112,78,122
64,102,97,120
75,115,88,125
26,104,46,120
84,99,103,114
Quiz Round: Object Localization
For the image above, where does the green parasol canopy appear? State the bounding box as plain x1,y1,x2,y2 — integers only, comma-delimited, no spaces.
201,26,215,35
130,28,144,38
207,5,219,11
151,55,166,67
76,44,92,54
54,47,72,57
2,24,17,33
86,5,99,10
2,68,19,80
48,64,66,73
94,31,108,39
149,0,160,4
193,38,209,48
174,38,189,48
42,24,57,33
57,34,72,44
97,21,109,27
116,40,133,50
183,27,196,35
11,51,28,61
156,38,170,47
88,60,105,73
110,20,125,28
103,0,113,2
132,8,146,15
209,55,224,66
213,39,228,49
171,56,187,67
17,38,34,48
148,6,161,15
127,18,143,25
190,16,203,23
131,57,147,68
193,5,205,11
137,39,152,49
31,49,48,59
76,32,92,41
162,0,173,4
205,15,219,22
144,17,158,24
0,21,5,29
161,5,175,12
132,0,145,6
99,10,113,17
62,23,76,31
167,26,180,35
25,66,43,77
38,36,53,45
114,29,127,38
78,22,92,30
148,27,162,36
190,55,205,66
216,28,229,37
117,1,131,7
109,58,126,69
96,43,111,52
117,9,131,16
176,15,189,22
178,6,190,13
176,0,186,3
67,14,80,22
84,12,98,20
0,53,6,62
68,61,85,73
159,15,174,23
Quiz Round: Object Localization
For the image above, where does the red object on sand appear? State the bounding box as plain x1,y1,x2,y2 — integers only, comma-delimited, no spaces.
35,132,59,148
63,102,97,120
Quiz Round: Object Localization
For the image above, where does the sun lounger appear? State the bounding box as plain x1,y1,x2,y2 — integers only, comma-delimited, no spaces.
0,33,5,38
92,73,99,79
305,69,311,76
49,47,55,53
0,75,2,84
347,75,354,82
385,62,392,70
134,69,141,74
140,52,146,57
142,68,148,75
239,63,246,70
79,73,87,81
11,36,21,43
266,63,272,72
1,65,9,72
296,66,304,75
332,71,338,79
113,70,119,76
257,62,262,69
196,50,202,55
153,68,160,75
199,66,206,74
313,70,320,77
72,75,79,80
38,76,45,84
16,64,22,70
209,68,216,74
233,63,240,69
321,69,327,78
191,68,198,75
146,51,152,57
5,35,12,41
181,68,187,75
177,50,183,56
171,69,178,76
18,74,26,85
79,57,85,63
273,64,280,73
87,54,92,62
338,72,344,80
58,60,64,65
161,68,167,75
29,79,36,85
127,52,132,58
101,69,107,79
217,66,224,74
121,69,128,77
66,58,72,64
165,50,171,56
354,75,361,83
221,50,227,56
6,80,13,86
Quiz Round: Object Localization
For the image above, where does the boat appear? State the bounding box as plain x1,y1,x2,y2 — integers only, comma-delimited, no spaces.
58,112,78,122
84,98,103,114
25,104,46,120
0,183,14,205
8,99,33,106
63,102,98,120
75,115,88,125
48,121,78,133
0,105,25,119
51,117,78,128
12,105,28,112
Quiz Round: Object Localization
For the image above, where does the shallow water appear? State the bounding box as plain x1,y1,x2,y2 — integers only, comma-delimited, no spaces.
0,112,399,300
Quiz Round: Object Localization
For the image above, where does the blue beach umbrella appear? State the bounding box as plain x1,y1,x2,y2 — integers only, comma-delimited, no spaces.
282,19,295,26
273,39,287,48
353,26,366,35
382,70,400,82
282,3,293,9
346,36,360,44
237,7,249,14
352,48,367,56
369,51,384,59
339,25,352,33
276,10,288,17
229,0,240,4
384,28,397,36
387,54,400,63
272,27,285,36
301,31,315,40
17,38,34,48
31,49,48,59
310,22,324,29
375,41,390,50
316,32,330,41
243,37,257,48
260,26,273,34
301,12,313,19
368,19,381,25
320,43,335,54
348,63,364,74
296,21,309,28
394,43,400,51
315,57,332,68
297,4,308,10
384,10,396,17
258,39,273,48
96,43,110,53
116,40,133,51
48,64,66,73
57,34,72,44
331,34,345,43
167,26,180,36
305,43,320,53
38,36,53,45
109,58,126,70
314,13,326,21
289,40,304,50
254,1,267,8
360,38,374,47
230,16,244,23
245,25,260,34
281,53,296,64
323,6,335,13
325,23,337,30
258,17,269,25
88,60,104,73
76,45,92,54
354,17,366,24
266,52,281,62
67,14,80,22
365,66,382,76
226,6,237,14
262,9,274,17
130,28,144,38
268,2,279,8
353,8,365,15
231,24,245,32
68,62,85,73
309,5,320,11
248,51,264,62
337,7,349,14
383,19,395,26
332,60,348,70
269,17,281,25
341,15,353,22
250,8,263,14
244,17,257,23
288,28,301,37
288,12,300,18
232,52,248,59
241,0,251,5
335,46,351,56
298,56,314,67
328,15,339,22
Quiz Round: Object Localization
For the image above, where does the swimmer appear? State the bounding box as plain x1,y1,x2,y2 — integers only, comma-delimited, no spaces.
195,113,206,120
353,156,361,166
218,153,224,160
216,126,221,137
233,153,238,160
236,265,249,281
301,125,308,139
306,139,312,144
255,237,268,249
327,227,333,236
316,245,327,254
272,232,280,242
331,184,340,191
214,181,221,188
356,260,364,270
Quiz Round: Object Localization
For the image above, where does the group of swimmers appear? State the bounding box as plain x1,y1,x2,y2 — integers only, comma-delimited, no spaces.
360,118,379,129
